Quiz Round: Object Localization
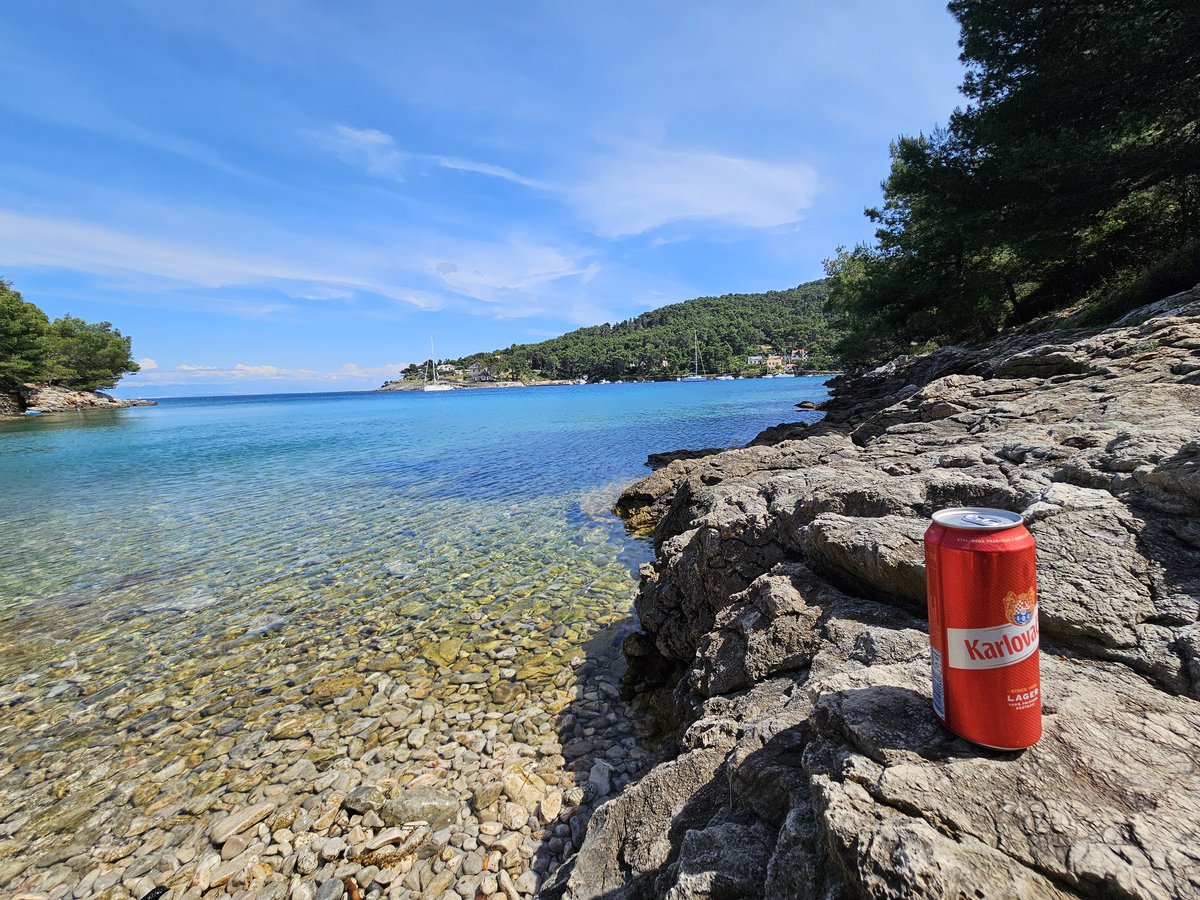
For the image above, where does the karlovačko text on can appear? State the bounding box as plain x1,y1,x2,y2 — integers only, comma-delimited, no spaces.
925,507,1042,749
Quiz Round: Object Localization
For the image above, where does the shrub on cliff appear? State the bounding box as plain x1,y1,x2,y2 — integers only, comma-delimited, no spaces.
0,277,139,391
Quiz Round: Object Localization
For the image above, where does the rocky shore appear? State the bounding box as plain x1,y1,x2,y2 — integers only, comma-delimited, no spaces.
552,287,1200,898
0,383,157,418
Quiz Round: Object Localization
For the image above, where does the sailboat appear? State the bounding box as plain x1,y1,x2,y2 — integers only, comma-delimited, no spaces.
678,333,706,382
423,337,454,392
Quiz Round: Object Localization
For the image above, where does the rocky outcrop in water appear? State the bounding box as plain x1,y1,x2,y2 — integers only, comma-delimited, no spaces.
0,383,157,417
550,286,1200,899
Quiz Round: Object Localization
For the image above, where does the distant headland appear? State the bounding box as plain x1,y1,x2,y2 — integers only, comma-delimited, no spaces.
1,276,153,418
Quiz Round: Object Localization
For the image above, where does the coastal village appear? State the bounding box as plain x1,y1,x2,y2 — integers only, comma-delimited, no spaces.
379,345,821,391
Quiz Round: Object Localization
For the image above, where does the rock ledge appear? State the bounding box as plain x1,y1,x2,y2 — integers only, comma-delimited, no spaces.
1,383,157,417
549,286,1200,900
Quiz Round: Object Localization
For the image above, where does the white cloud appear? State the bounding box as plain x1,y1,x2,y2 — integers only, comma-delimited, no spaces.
570,146,820,238
130,360,408,387
319,127,817,241
137,357,158,370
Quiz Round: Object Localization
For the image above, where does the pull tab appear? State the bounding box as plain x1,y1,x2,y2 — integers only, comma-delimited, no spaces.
963,513,1006,527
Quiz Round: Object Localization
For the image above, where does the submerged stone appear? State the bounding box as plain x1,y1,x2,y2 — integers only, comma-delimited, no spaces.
380,788,460,830
310,674,363,699
422,638,464,668
344,785,385,815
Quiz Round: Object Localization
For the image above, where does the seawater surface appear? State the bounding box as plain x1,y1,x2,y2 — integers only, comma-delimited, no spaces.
0,379,828,898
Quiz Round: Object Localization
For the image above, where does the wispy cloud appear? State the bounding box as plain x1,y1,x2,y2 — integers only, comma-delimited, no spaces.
0,205,619,322
569,146,820,238
0,208,445,310
131,360,407,387
426,239,596,308
319,127,819,242
320,126,406,178
320,125,547,189
293,286,354,301
431,156,547,190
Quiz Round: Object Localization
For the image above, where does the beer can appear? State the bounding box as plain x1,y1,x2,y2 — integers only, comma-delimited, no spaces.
925,507,1041,749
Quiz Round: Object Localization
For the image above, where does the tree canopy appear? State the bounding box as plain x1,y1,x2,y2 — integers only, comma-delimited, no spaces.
826,0,1200,364
0,278,139,391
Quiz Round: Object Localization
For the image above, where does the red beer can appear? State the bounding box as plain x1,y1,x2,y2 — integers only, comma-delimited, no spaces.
925,507,1041,749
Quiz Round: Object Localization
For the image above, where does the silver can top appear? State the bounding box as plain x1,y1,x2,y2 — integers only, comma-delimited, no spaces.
932,507,1024,531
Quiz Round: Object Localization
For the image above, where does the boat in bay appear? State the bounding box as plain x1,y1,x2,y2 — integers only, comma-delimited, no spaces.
424,337,455,392
678,333,707,382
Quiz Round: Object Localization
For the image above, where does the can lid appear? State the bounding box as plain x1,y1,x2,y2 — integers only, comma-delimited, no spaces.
932,507,1024,530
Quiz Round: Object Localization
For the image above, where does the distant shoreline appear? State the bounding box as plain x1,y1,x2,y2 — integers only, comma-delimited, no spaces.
376,373,840,392
377,378,579,392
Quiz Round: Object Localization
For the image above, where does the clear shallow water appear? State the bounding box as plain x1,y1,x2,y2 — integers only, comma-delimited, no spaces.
0,380,828,612
0,378,828,896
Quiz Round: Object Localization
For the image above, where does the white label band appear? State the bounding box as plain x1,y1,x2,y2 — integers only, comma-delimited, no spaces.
946,619,1039,670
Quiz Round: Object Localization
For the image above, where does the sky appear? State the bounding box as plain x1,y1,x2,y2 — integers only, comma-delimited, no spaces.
0,1,965,396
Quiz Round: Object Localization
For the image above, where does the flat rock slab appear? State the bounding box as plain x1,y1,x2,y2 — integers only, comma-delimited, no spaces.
811,654,1200,900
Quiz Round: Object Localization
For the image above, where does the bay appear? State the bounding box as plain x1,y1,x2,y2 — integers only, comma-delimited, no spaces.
0,377,828,895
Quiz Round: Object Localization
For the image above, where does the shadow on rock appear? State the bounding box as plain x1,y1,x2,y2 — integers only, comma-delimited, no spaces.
532,607,682,898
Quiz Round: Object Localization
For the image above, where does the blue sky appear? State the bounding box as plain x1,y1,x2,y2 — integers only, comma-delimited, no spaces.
0,1,964,396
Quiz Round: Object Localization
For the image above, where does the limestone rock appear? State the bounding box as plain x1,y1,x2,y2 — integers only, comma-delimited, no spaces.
585,287,1200,900
472,781,504,811
545,749,728,900
798,513,928,605
661,814,774,900
587,760,613,798
5,383,158,417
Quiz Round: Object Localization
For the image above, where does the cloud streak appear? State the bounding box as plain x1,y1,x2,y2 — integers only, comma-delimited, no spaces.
0,208,434,304
130,360,407,387
321,126,548,189
0,206,608,322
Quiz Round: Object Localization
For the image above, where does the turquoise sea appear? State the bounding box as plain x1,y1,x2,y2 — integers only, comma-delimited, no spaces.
0,378,828,894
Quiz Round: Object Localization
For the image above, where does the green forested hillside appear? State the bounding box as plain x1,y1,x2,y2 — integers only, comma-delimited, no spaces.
407,280,840,382
825,0,1199,364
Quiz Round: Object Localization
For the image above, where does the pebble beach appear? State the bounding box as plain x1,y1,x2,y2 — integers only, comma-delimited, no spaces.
0,528,650,900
